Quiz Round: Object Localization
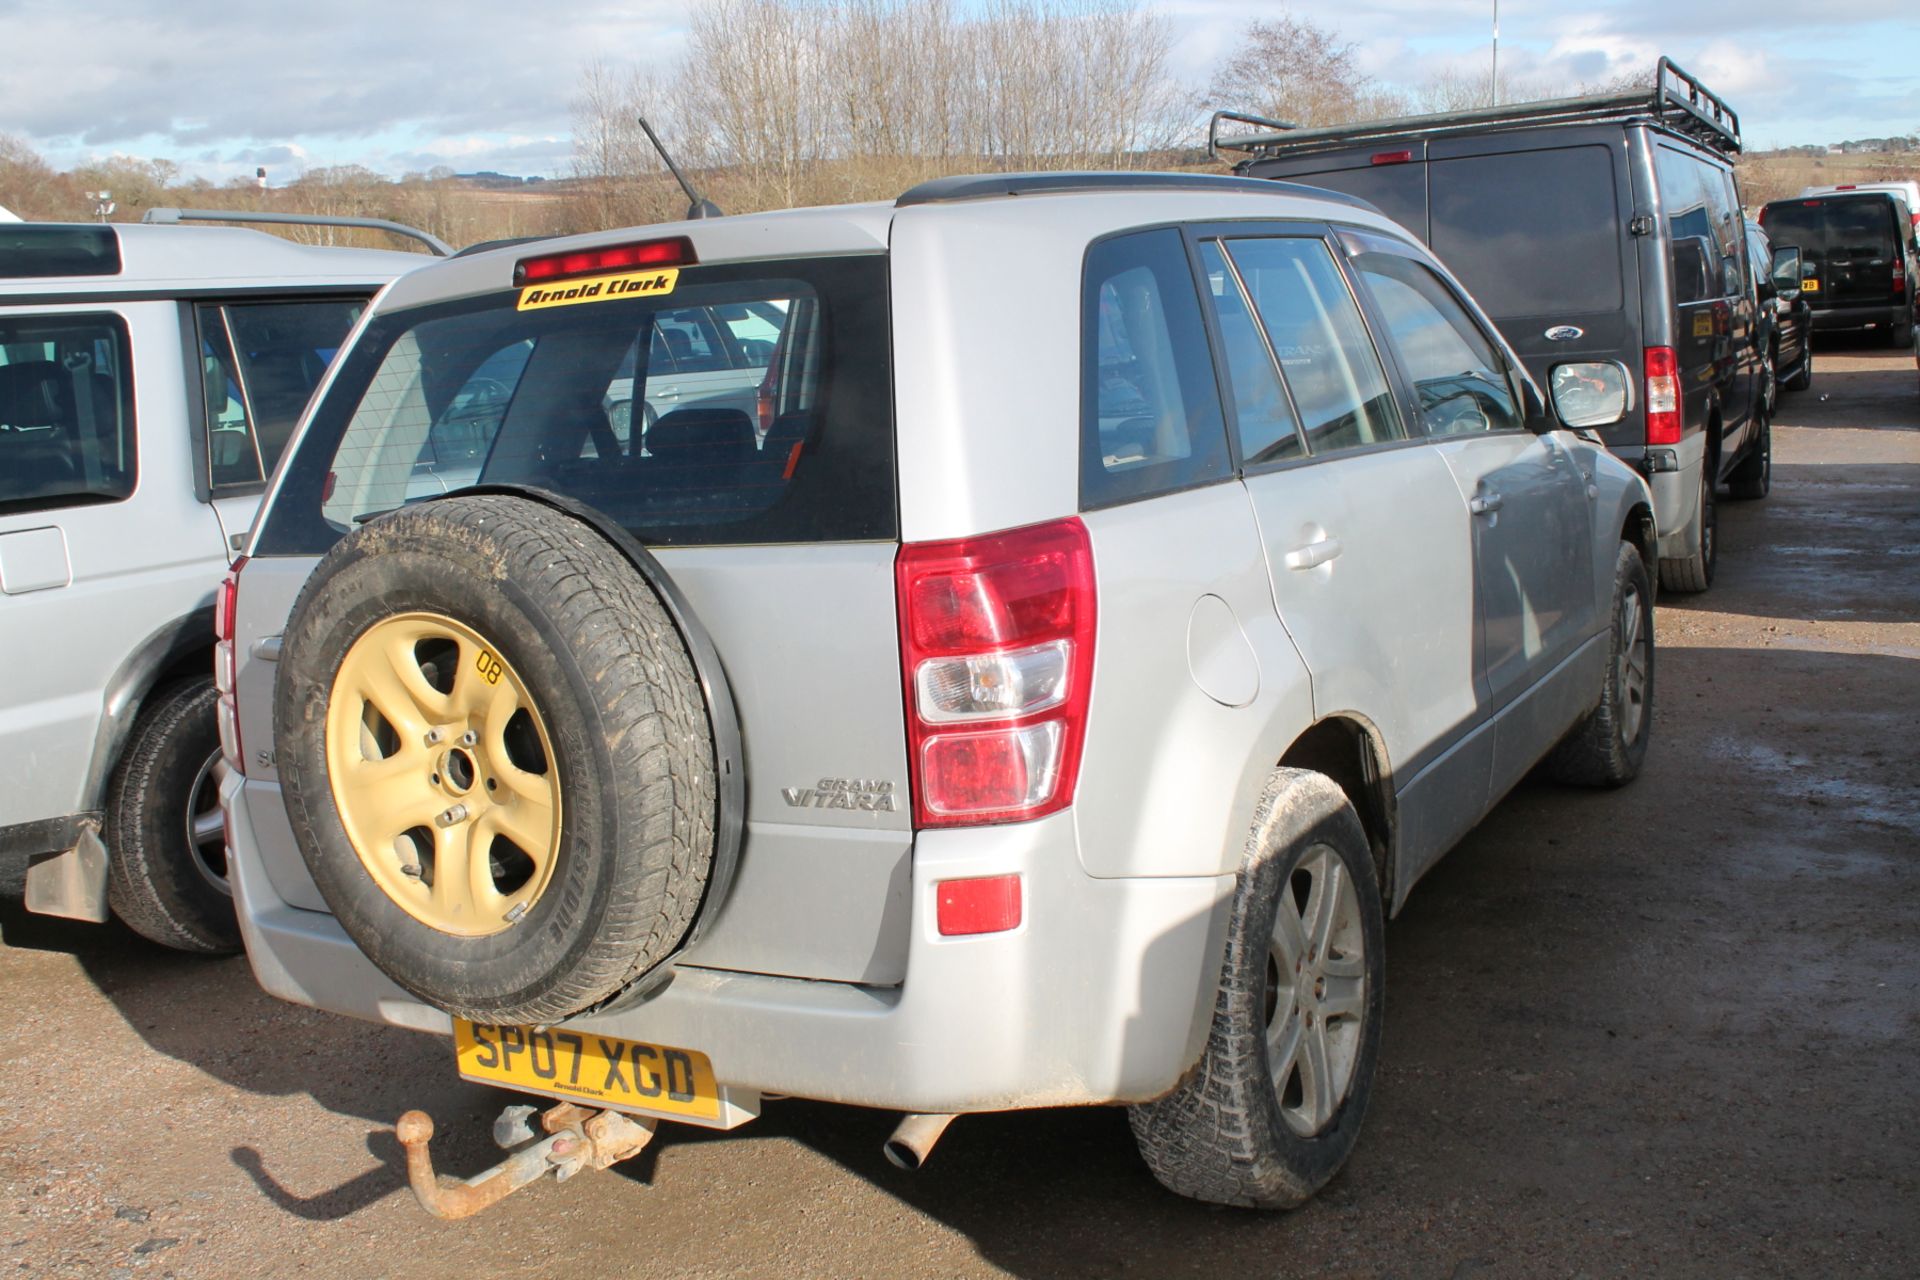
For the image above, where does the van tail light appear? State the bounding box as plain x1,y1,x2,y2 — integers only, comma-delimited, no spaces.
215,556,247,775
896,518,1096,828
1370,149,1413,165
1894,263,1906,297
1644,346,1681,445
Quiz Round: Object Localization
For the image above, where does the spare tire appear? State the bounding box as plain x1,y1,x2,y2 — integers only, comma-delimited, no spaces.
274,494,716,1024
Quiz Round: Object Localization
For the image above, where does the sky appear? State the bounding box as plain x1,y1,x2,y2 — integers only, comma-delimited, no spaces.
2,0,1917,183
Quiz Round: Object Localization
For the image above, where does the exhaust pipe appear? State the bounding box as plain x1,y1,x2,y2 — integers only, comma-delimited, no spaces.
883,1112,959,1170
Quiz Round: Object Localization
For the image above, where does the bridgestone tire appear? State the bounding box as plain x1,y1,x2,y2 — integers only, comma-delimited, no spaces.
1728,417,1771,501
1129,770,1385,1210
275,495,716,1025
1659,467,1715,594
1546,542,1655,788
105,678,242,954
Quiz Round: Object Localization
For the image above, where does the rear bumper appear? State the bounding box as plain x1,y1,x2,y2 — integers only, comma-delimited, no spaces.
1808,303,1904,331
224,770,1234,1115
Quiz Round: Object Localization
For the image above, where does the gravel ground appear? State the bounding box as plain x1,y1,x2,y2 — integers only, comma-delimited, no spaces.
3,341,1915,1279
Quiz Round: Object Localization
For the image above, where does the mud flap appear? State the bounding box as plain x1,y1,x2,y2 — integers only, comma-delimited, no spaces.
24,825,110,922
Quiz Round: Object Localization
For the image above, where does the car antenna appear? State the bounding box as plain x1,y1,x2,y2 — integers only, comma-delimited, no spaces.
639,117,722,220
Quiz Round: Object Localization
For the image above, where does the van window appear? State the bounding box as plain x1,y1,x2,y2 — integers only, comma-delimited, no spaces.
1656,145,1742,300
1429,145,1624,317
1220,237,1405,454
1079,228,1232,507
0,313,135,513
1759,195,1898,267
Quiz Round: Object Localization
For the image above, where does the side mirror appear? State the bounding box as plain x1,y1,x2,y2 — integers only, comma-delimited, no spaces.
1549,362,1630,430
1770,246,1804,300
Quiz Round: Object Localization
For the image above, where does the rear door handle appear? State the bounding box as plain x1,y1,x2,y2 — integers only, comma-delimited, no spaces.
1284,537,1343,571
1469,493,1504,516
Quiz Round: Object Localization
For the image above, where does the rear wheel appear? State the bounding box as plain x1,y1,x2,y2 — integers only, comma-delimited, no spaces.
105,678,241,954
275,495,718,1025
1129,769,1385,1209
1547,542,1654,787
1659,466,1716,594
1728,417,1771,501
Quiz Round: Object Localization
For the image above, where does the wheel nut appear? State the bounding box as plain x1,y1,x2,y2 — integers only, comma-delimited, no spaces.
425,728,443,745
461,730,478,747
435,803,469,828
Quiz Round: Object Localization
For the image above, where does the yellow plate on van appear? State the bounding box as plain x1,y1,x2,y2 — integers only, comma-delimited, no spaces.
1801,278,1820,292
454,1019,721,1122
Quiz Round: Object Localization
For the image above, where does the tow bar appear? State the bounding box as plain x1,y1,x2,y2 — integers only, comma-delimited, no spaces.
394,1101,658,1219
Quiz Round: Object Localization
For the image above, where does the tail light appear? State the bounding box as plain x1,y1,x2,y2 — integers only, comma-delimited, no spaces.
1645,346,1681,445
896,518,1096,828
513,236,696,285
215,556,247,774
1894,263,1906,297
1370,149,1413,165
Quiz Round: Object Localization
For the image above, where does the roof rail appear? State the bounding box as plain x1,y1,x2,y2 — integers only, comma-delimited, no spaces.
895,170,1379,213
1211,55,1741,162
140,208,453,256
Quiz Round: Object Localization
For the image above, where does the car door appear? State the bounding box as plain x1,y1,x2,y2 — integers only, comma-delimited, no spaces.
1338,231,1596,801
1191,229,1492,872
0,302,226,831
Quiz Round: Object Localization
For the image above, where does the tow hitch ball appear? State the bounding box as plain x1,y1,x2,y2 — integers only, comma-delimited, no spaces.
394,1102,657,1220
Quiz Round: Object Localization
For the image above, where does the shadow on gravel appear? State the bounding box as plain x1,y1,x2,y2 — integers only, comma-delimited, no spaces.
230,1132,406,1222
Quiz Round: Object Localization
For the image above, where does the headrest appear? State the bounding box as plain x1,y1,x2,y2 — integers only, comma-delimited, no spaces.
647,407,755,456
0,361,70,429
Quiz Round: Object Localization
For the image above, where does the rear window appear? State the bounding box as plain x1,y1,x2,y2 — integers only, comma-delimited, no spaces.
258,255,894,555
1429,145,1624,318
0,313,135,514
1759,196,1898,262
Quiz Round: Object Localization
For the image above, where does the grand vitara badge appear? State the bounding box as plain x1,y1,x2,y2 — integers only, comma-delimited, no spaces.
1544,325,1585,342
782,778,899,812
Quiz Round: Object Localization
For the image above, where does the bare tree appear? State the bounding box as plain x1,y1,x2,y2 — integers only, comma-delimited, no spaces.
1202,14,1401,128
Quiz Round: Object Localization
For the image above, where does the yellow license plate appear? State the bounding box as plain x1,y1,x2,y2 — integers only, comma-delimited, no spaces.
454,1019,722,1122
1802,278,1820,292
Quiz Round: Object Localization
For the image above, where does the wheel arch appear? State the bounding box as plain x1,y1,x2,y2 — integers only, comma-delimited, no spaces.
78,606,216,816
1275,714,1396,909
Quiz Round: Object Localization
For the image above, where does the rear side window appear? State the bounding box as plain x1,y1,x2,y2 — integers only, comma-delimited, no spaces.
197,299,364,490
1429,145,1625,317
1196,240,1304,466
259,255,892,554
0,313,135,514
1218,237,1405,455
1656,145,1742,302
1079,228,1232,508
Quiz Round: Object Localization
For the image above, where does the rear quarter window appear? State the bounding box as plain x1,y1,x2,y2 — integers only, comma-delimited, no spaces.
1079,228,1232,508
0,313,135,514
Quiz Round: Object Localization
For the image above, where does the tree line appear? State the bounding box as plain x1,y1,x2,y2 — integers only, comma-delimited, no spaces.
3,3,1896,249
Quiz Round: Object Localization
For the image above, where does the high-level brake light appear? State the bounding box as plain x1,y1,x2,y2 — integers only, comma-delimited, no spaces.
1370,150,1413,166
513,237,696,286
896,518,1096,827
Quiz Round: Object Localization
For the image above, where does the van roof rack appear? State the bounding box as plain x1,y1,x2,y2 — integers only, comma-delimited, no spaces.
140,207,453,256
1210,55,1740,162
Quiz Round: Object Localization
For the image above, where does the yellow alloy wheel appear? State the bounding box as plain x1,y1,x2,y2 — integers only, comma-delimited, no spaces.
325,612,561,937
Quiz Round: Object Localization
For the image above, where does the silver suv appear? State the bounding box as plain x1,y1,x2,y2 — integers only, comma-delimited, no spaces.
0,221,418,951
224,174,1656,1210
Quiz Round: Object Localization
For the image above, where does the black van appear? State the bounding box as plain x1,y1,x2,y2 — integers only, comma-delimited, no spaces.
1212,59,1770,593
1758,192,1918,347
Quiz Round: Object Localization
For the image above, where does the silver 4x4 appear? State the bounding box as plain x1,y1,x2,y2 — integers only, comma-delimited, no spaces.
225,173,1656,1211
0,220,421,951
